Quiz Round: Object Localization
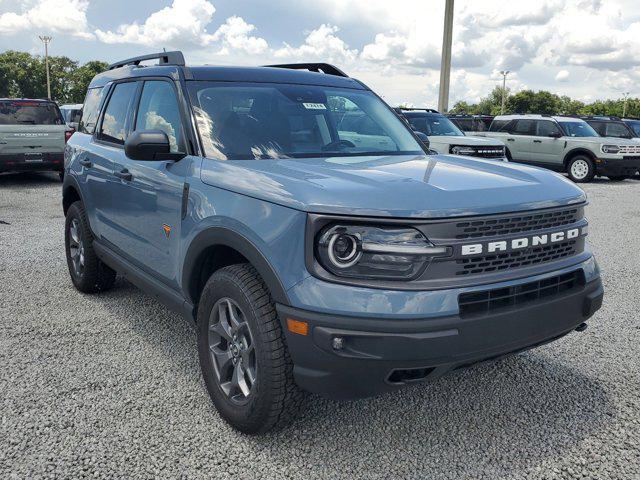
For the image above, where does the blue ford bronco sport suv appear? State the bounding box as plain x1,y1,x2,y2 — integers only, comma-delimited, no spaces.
62,52,604,433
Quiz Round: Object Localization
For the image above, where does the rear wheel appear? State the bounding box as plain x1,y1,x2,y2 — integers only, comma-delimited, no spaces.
197,264,304,434
65,201,117,293
567,155,595,183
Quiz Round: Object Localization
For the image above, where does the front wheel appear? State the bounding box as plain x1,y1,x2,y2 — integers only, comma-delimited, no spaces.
567,156,595,183
197,264,304,434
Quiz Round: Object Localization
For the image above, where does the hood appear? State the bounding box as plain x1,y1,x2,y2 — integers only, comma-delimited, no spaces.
200,154,586,219
429,135,505,147
578,136,639,146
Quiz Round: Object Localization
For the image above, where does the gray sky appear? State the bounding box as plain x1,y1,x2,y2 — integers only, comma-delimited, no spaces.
1,0,638,106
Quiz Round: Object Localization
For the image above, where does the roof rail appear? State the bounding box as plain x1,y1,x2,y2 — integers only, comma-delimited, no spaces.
108,51,185,70
578,115,621,121
395,107,440,114
264,63,348,77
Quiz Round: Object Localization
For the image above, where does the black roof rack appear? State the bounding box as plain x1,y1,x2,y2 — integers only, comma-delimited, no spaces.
108,51,185,70
395,107,440,114
446,113,493,118
264,63,348,78
578,115,622,121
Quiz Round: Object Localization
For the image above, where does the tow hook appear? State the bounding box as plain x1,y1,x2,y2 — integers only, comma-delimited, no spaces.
575,322,588,332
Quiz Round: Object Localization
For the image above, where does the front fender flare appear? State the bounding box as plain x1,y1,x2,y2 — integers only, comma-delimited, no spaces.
182,226,290,307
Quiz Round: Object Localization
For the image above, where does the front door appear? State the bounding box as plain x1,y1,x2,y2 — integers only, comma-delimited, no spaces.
531,120,565,166
109,79,189,288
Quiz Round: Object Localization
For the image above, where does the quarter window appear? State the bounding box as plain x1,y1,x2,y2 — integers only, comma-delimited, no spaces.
98,82,137,144
79,87,104,134
135,81,185,153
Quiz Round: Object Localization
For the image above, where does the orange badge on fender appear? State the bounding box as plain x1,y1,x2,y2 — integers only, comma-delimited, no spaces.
162,224,171,238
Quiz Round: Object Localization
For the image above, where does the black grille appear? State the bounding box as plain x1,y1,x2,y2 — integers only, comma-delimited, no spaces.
456,241,576,276
455,208,579,240
458,270,583,317
471,148,505,159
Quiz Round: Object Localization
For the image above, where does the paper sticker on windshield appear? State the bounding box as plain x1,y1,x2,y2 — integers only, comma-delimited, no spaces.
302,103,327,110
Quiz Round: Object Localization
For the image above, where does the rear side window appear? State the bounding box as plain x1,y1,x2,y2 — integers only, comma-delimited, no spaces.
79,88,104,134
511,119,536,135
0,100,63,125
98,82,138,144
134,81,185,153
587,121,606,136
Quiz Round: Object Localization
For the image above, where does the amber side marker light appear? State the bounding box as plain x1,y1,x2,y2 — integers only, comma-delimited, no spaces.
286,318,309,336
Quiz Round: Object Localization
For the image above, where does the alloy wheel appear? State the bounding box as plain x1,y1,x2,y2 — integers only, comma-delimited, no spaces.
208,298,257,405
68,218,85,278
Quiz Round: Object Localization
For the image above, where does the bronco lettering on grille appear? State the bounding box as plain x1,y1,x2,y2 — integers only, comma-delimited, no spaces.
461,227,586,256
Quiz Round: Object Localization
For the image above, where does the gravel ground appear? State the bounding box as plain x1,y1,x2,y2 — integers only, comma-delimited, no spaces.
1,171,639,479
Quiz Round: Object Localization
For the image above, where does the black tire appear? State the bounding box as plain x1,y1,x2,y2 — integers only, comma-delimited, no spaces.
197,264,304,434
65,201,117,293
505,148,513,162
59,171,64,182
567,155,596,183
607,175,627,181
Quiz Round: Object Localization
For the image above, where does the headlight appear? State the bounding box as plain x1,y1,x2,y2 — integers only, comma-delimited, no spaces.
316,224,450,280
450,145,476,156
601,144,621,154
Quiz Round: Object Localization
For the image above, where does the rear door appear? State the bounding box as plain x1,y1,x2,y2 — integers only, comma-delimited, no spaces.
503,119,535,162
531,120,565,165
108,79,188,287
0,100,66,169
87,81,139,243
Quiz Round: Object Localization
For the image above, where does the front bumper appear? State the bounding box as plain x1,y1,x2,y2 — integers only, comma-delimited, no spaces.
596,156,640,176
278,274,603,400
0,152,64,173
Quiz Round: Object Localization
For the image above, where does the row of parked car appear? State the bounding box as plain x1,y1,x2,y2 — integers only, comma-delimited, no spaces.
1,92,639,184
395,109,640,182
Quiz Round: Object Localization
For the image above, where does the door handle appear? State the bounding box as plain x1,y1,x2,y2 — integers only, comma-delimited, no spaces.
507,138,515,142
115,169,132,181
79,159,92,167
533,139,542,143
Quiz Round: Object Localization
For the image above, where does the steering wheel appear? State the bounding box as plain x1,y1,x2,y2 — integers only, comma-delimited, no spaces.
321,139,356,151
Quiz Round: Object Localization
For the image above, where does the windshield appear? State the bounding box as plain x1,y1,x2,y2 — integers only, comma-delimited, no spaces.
558,120,599,137
0,100,63,125
187,82,423,160
407,115,464,136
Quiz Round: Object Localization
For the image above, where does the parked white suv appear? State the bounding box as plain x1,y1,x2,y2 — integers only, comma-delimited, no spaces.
482,114,640,182
395,108,507,161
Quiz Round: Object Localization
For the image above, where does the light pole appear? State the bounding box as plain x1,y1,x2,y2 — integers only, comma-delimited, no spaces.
437,0,454,113
39,35,52,100
622,91,630,117
499,70,510,114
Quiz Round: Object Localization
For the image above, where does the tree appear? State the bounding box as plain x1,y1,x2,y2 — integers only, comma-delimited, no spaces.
0,51,107,103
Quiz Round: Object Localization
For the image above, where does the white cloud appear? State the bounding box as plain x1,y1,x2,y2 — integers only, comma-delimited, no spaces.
95,0,217,47
0,0,92,39
555,70,570,82
209,16,268,55
274,24,357,63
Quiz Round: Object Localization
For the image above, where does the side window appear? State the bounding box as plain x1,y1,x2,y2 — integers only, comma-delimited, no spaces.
98,82,137,145
536,120,562,137
511,119,535,135
588,122,606,136
490,120,510,132
135,81,185,153
79,87,103,134
605,122,632,138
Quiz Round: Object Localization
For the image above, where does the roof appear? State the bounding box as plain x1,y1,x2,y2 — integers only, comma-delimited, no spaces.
492,114,582,122
89,64,365,90
0,98,54,103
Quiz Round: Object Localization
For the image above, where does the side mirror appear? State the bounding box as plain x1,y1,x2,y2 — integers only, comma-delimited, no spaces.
414,131,430,149
548,132,562,138
125,130,185,161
